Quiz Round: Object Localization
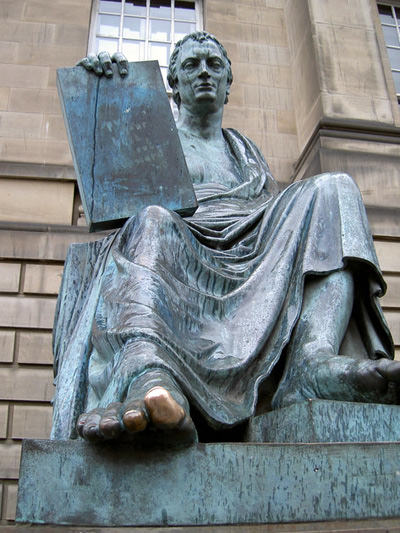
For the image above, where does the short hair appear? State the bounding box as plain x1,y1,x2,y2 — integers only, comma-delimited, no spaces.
167,31,233,108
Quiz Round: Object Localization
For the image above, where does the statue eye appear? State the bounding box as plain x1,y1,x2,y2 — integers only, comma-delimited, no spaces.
183,59,197,70
209,59,224,70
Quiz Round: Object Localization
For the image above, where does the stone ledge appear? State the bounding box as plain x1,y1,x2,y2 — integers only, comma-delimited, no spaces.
17,438,400,527
4,518,400,532
246,400,400,443
0,161,75,181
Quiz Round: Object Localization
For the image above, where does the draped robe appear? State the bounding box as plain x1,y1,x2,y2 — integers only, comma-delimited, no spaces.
51,128,394,440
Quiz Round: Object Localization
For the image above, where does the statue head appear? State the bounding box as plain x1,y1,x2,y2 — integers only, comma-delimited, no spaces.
167,31,233,109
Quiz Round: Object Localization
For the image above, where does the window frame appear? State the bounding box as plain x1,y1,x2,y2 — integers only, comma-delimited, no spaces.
87,0,203,89
377,1,400,104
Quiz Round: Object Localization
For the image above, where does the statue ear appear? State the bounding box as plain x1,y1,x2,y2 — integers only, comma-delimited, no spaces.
224,84,231,105
172,86,181,107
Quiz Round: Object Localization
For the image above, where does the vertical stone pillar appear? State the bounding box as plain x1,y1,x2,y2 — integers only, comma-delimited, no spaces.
285,0,400,211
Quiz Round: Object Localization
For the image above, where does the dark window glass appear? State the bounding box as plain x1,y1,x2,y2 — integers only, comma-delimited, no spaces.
125,0,146,16
150,0,171,19
122,39,145,60
175,20,195,41
97,37,119,54
99,0,122,14
97,14,120,37
382,24,399,46
175,1,196,21
387,47,400,69
123,17,146,39
378,4,395,24
148,41,170,65
149,19,171,40
392,70,400,92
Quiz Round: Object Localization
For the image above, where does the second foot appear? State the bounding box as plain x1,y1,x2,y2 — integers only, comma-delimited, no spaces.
272,354,400,409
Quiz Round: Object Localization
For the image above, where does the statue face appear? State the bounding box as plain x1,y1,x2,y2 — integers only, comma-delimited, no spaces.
175,39,230,112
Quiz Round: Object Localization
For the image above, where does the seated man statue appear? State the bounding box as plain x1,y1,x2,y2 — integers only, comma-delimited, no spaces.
51,31,400,444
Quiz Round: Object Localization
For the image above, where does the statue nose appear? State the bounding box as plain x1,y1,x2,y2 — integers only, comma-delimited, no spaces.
199,60,210,77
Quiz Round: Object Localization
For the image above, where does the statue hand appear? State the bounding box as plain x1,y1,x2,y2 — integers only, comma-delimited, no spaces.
76,51,128,78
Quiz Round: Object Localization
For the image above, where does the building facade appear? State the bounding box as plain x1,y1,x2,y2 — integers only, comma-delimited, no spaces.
0,0,399,523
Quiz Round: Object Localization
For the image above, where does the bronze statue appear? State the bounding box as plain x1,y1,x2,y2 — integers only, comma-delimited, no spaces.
52,32,400,444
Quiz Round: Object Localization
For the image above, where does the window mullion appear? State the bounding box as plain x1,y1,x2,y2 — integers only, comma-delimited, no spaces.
145,0,150,60
171,0,175,48
196,0,203,31
119,0,125,53
394,4,400,46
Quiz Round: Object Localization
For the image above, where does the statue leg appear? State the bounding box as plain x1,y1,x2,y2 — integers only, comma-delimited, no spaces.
272,269,400,408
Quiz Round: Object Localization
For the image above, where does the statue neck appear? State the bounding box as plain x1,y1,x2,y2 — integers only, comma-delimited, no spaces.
176,105,224,142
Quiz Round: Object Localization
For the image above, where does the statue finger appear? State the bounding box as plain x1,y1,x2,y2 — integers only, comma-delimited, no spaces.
76,56,94,72
87,54,103,76
98,51,113,77
111,52,128,77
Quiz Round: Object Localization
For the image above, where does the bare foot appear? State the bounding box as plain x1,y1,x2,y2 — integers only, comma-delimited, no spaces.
77,375,197,445
272,354,400,409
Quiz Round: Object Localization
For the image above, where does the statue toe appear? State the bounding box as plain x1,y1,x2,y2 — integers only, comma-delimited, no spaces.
122,406,148,433
144,386,186,429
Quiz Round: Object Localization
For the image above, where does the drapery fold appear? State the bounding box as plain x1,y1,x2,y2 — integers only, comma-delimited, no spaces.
52,128,393,440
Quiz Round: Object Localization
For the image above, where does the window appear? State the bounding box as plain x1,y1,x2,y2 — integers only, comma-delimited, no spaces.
89,0,203,87
378,3,400,103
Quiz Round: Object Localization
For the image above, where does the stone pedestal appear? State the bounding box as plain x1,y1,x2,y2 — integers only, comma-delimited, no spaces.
246,399,400,443
16,401,400,527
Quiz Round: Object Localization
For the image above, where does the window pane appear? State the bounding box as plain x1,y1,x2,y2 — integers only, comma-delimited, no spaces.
122,39,145,61
396,7,400,22
160,66,168,86
125,0,146,16
175,1,195,21
392,70,400,93
96,37,119,55
148,41,170,65
383,25,400,47
150,0,171,19
123,17,146,39
388,47,400,69
378,4,394,24
99,0,122,14
175,21,195,41
97,14,120,37
149,19,171,40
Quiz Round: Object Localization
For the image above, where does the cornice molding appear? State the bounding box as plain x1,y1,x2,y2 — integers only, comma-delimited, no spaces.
0,161,76,181
294,118,400,179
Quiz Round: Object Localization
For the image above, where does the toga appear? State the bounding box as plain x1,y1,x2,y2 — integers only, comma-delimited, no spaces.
51,128,394,439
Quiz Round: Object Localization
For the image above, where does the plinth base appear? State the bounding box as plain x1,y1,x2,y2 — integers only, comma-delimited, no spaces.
247,399,400,442
17,437,400,526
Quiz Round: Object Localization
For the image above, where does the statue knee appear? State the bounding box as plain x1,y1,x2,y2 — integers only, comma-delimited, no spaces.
135,205,175,234
140,204,173,222
311,172,355,189
309,172,361,202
